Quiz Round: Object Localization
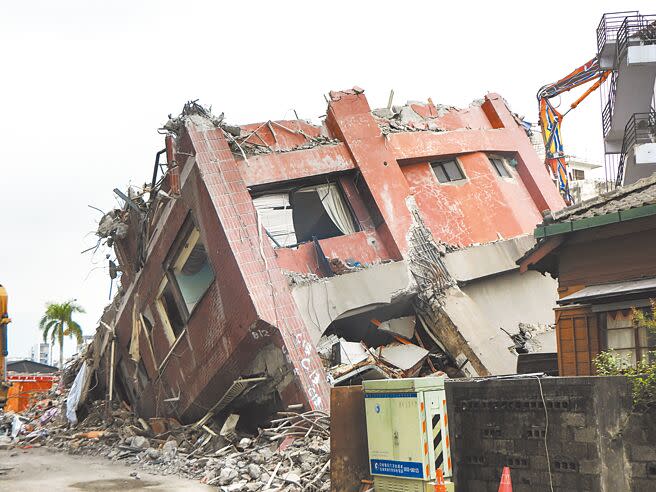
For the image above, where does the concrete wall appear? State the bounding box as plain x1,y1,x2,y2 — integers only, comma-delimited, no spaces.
461,271,558,352
445,376,655,492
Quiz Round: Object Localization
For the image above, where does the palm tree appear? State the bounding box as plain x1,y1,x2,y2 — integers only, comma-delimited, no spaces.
39,300,85,369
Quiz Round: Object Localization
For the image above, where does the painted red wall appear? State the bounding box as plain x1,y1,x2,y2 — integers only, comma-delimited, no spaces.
402,152,544,246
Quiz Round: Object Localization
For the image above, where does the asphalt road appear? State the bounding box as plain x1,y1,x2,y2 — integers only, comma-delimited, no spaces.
0,446,213,492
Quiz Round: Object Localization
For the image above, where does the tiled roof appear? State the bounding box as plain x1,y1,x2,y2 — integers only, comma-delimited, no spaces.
547,173,656,223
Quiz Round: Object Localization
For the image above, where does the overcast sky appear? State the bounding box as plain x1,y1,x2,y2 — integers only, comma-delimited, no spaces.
1,1,651,361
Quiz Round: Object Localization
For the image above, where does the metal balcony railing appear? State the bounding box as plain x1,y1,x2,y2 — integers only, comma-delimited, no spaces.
597,11,639,55
600,13,656,138
602,71,617,138
616,14,656,63
615,110,656,186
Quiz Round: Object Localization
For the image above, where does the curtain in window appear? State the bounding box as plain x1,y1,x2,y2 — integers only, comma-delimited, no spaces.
313,183,357,235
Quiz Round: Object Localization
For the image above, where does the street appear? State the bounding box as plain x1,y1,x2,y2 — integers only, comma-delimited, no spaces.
0,447,212,492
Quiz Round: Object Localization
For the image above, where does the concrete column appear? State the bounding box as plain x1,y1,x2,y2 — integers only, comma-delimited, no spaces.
326,88,415,259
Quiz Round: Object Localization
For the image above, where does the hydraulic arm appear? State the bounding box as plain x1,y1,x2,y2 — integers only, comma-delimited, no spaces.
537,57,610,203
0,284,11,408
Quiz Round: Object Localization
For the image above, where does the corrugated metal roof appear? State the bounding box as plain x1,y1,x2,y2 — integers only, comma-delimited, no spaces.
557,276,656,304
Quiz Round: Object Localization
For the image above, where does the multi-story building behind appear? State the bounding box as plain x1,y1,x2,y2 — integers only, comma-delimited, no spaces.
96,89,566,422
76,335,94,354
598,11,656,187
568,157,606,203
30,342,51,366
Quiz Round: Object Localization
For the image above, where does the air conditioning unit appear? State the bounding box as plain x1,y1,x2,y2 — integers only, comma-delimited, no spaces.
363,377,455,491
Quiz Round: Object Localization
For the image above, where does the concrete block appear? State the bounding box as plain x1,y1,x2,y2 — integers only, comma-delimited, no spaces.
561,412,586,427
578,459,601,475
630,462,648,478
492,439,514,453
586,443,599,461
573,427,597,443
631,445,656,462
632,478,656,492
565,442,590,459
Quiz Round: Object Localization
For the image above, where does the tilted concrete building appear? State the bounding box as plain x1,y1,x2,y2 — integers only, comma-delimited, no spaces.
98,88,565,422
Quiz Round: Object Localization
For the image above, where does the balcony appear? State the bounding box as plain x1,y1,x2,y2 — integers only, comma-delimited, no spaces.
597,11,639,69
615,111,656,186
602,13,656,153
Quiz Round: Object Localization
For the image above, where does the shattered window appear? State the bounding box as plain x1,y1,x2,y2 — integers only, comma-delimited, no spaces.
431,159,465,183
252,182,358,248
171,228,214,314
155,278,186,341
489,157,511,178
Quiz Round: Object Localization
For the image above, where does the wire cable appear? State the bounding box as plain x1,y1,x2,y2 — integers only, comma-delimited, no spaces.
535,376,555,492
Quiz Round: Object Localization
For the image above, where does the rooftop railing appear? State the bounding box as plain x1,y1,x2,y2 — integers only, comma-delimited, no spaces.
616,14,656,63
597,11,639,55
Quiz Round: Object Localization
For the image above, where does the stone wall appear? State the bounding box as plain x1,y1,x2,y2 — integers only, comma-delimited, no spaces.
445,376,655,491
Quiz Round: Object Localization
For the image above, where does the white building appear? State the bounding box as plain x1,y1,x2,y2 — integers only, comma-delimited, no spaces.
568,157,606,203
30,342,51,366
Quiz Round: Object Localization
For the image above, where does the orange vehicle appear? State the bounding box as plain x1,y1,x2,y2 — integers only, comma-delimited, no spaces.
0,284,11,408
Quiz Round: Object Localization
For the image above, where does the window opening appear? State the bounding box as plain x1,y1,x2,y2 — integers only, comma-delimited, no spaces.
606,310,656,365
573,169,585,180
431,159,465,183
171,228,214,313
489,157,512,178
155,278,185,342
253,182,358,248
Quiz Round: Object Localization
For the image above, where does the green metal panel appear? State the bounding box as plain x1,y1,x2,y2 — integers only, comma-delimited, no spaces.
544,221,573,236
533,204,656,240
571,211,620,231
619,204,656,221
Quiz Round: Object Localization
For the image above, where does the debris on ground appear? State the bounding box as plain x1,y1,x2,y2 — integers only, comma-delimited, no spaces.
1,372,331,491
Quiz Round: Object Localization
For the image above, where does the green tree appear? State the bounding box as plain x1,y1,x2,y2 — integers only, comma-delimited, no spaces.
39,300,85,369
594,301,656,410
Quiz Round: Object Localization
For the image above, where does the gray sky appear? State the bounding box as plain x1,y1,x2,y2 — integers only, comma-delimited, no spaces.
1,1,651,361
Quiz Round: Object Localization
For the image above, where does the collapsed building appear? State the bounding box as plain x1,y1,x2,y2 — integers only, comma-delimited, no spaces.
95,88,566,423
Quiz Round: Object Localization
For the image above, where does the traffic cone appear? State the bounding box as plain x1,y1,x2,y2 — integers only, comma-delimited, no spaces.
434,468,447,492
498,466,512,492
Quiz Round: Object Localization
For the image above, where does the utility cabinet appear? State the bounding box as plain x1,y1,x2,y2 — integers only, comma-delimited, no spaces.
363,377,454,491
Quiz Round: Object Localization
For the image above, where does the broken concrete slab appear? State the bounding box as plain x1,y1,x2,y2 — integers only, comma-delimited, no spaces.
338,340,368,365
377,315,415,339
379,343,428,371
442,234,538,282
291,260,415,343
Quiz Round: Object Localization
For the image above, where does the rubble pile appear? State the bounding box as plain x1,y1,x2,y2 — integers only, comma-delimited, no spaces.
230,132,341,157
373,104,451,134
2,383,331,491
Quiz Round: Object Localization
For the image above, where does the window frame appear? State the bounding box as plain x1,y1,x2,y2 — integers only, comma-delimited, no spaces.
154,276,182,345
603,308,656,364
488,155,512,178
430,158,466,184
156,215,215,345
251,176,361,248
572,169,585,181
